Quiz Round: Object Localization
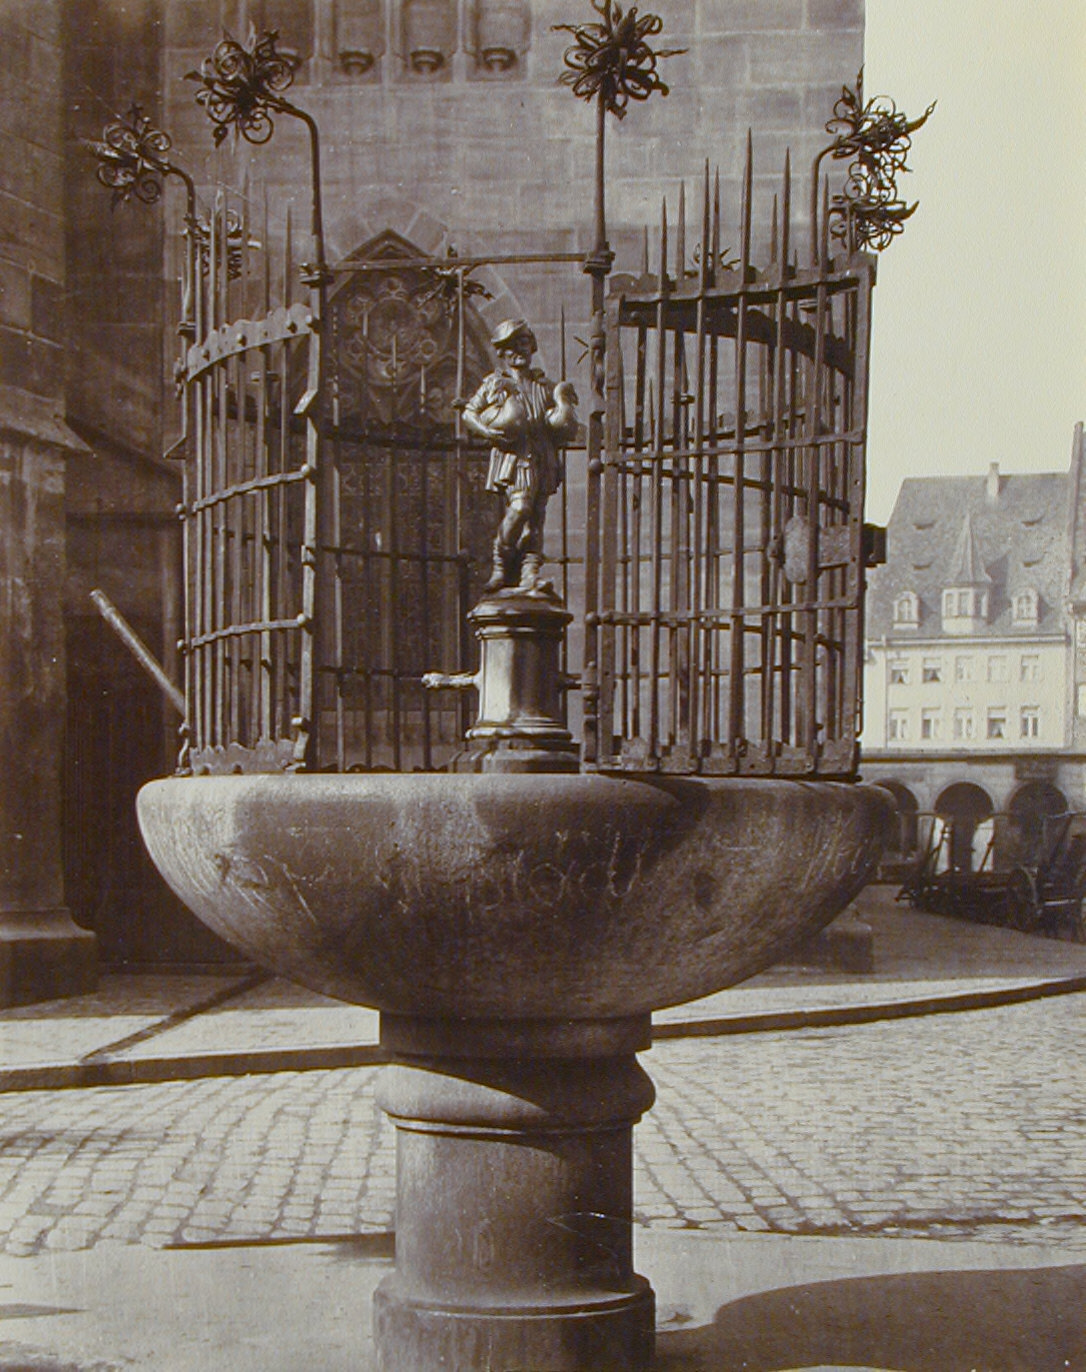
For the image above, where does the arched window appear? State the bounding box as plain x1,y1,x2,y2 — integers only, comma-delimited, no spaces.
893,590,919,626
1012,586,1039,625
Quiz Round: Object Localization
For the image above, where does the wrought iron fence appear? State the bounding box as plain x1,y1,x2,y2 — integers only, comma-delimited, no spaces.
91,32,927,781
180,193,317,773
584,150,874,777
178,192,587,774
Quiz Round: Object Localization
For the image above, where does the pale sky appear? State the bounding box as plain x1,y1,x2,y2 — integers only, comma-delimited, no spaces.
862,1,1086,522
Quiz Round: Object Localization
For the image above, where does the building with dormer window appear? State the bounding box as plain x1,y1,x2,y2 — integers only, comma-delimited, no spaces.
862,425,1086,870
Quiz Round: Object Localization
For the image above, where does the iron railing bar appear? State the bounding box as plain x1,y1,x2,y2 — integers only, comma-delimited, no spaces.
779,289,803,748
361,449,374,770
727,136,754,759
255,349,273,742
189,466,309,512
454,274,473,743
419,447,434,770
263,356,276,743
645,198,669,762
614,322,630,735
191,618,305,649
688,168,710,757
597,299,623,761
843,273,873,770
599,594,855,629
212,209,229,751
630,319,648,739
326,544,474,566
332,456,346,772
206,194,220,750
802,211,831,757
275,335,291,740
767,175,791,759
330,251,587,274
388,447,403,772
228,350,245,747
299,228,328,771
618,267,866,306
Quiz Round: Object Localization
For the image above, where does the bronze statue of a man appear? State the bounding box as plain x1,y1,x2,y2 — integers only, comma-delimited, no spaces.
463,319,579,592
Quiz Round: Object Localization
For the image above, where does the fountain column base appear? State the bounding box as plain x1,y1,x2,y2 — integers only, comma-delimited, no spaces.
374,1015,656,1372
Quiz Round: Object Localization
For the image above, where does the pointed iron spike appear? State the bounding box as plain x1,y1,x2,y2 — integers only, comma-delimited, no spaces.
642,223,650,276
659,195,669,291
262,184,271,314
712,168,721,264
676,180,686,282
770,194,779,265
781,147,792,269
821,174,831,267
700,161,712,285
616,332,627,435
740,130,754,273
284,203,293,306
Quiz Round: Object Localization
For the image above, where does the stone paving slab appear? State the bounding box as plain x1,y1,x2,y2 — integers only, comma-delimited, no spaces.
116,982,380,1062
0,974,254,1069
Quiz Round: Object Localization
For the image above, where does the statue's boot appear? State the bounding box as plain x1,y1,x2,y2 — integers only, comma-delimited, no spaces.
518,552,544,590
484,541,511,593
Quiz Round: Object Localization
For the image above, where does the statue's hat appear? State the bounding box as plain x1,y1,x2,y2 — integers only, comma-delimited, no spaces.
491,318,536,352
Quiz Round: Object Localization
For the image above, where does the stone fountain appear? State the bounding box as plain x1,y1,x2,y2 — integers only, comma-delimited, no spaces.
138,312,889,1369
124,15,927,1362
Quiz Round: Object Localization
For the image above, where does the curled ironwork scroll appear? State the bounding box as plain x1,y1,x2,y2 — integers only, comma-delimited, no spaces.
186,27,297,146
88,104,176,206
86,104,200,338
816,70,935,254
554,0,684,119
188,27,328,283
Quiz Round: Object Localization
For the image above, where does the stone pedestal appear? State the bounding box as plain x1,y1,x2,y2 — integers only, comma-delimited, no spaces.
374,1015,656,1372
0,409,96,1006
467,589,578,772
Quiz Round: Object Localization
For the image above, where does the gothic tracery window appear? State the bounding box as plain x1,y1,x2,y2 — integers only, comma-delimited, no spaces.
324,231,495,768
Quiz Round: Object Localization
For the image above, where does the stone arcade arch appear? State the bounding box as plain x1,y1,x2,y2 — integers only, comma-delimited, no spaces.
1007,780,1068,864
935,782,995,873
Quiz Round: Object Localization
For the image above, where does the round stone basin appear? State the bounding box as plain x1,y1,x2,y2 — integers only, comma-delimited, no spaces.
138,773,888,1019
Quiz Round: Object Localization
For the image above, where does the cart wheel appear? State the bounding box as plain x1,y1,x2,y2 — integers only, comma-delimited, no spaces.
1004,867,1040,933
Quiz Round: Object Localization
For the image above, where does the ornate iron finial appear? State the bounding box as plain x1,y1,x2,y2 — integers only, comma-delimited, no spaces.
818,70,935,253
554,1,684,119
417,255,494,316
87,104,175,206
186,28,296,145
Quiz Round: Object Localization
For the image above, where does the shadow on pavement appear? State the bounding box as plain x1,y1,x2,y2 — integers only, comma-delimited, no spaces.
655,1262,1086,1371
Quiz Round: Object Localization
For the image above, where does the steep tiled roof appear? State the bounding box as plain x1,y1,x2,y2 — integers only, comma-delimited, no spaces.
866,469,1069,639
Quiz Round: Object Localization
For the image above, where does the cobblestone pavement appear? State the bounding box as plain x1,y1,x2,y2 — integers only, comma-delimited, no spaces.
2,996,1085,1258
